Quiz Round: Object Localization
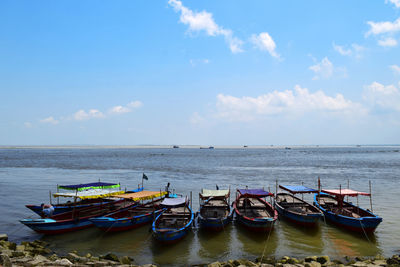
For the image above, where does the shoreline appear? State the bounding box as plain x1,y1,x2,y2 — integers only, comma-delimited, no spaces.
1,234,398,267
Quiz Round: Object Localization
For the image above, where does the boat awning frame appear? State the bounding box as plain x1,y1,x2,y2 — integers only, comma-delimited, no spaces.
200,189,229,198
238,189,273,197
322,189,370,197
53,189,125,200
279,185,318,194
58,182,120,191
115,191,167,201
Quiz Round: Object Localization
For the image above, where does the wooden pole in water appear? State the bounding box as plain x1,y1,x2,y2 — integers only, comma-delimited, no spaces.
369,180,373,213
190,191,192,210
275,180,278,205
347,179,349,202
57,184,59,205
49,190,52,205
268,186,272,204
317,177,321,205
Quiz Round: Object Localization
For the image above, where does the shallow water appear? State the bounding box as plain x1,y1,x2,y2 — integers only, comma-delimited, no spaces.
0,146,399,266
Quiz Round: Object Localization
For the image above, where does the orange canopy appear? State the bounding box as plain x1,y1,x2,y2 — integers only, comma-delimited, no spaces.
115,191,167,201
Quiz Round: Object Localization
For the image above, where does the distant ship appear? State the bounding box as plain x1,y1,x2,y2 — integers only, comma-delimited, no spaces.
172,145,179,148
200,146,214,149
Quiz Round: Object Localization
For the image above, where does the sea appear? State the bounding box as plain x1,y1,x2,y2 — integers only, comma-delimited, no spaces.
0,146,399,266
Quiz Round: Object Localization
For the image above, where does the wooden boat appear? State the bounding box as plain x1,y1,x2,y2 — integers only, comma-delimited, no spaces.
314,187,382,233
20,188,131,235
90,190,167,232
26,182,140,217
275,185,322,226
152,197,194,243
198,189,232,231
233,189,278,232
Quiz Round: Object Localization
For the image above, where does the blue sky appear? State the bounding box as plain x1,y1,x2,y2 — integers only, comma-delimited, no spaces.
1,0,400,145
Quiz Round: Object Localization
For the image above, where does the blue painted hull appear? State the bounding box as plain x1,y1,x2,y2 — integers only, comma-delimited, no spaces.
152,206,194,243
26,203,101,216
275,194,322,226
20,218,93,234
314,194,382,233
233,196,278,232
198,214,231,231
90,209,163,232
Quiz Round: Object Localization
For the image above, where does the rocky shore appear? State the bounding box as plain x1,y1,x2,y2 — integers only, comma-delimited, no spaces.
1,234,399,267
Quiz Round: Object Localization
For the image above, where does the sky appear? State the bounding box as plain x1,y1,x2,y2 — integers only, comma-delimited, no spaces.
1,0,400,145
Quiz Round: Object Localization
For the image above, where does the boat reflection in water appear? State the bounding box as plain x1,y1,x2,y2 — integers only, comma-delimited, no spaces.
235,220,278,257
197,224,233,260
322,224,381,258
278,219,323,257
150,230,194,266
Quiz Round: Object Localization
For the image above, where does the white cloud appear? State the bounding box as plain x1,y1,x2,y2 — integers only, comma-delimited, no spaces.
378,37,398,47
250,32,280,58
24,122,32,128
73,109,104,121
127,101,143,109
215,85,364,122
333,43,365,58
363,81,400,111
109,101,143,114
366,17,400,36
309,57,334,80
390,64,400,74
190,112,205,124
386,0,400,8
109,106,131,114
40,116,59,125
168,0,243,53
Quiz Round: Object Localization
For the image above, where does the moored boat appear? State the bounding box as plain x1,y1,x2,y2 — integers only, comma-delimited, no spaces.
20,188,131,235
275,185,323,226
198,188,232,231
314,187,382,233
90,190,167,232
152,197,194,243
233,189,278,232
26,182,142,217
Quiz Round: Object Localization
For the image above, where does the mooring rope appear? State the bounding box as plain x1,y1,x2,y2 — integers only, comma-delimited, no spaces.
359,220,371,243
259,220,275,264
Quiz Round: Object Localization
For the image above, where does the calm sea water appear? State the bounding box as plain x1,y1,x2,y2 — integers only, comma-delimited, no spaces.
0,146,399,266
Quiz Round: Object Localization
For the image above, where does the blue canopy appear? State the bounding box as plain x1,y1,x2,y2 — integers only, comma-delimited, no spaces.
161,197,187,207
279,185,318,194
238,189,273,197
58,182,119,191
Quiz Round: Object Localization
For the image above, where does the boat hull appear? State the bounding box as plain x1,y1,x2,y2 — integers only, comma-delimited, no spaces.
314,194,382,233
198,215,231,231
90,210,163,232
152,207,194,244
20,218,93,234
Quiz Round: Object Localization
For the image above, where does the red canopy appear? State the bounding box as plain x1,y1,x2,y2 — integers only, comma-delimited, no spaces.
322,189,370,197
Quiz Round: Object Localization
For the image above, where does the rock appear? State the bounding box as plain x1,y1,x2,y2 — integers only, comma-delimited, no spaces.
282,264,298,267
67,252,88,263
235,259,257,266
102,252,119,262
351,262,368,267
1,249,13,256
16,244,25,251
208,262,222,267
287,258,300,264
305,261,321,267
0,234,8,241
372,260,386,266
317,256,330,264
141,264,157,267
0,254,12,267
305,257,318,263
29,254,49,265
387,258,399,265
375,255,386,261
54,258,73,266
119,255,132,265
256,257,276,264
11,250,25,257
86,252,92,258
7,242,16,251
260,264,275,267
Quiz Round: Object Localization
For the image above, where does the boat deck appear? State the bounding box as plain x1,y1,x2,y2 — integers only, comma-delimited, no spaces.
237,198,271,218
156,207,191,229
201,199,229,219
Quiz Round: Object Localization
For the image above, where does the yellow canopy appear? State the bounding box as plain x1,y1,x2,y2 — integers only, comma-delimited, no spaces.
53,189,125,200
115,191,167,201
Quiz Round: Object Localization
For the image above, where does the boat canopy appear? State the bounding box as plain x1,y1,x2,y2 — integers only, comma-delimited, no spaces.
53,188,124,200
279,185,318,194
161,197,187,207
322,189,370,197
58,182,120,191
115,191,167,201
238,189,273,197
200,189,229,198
